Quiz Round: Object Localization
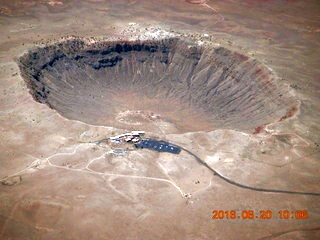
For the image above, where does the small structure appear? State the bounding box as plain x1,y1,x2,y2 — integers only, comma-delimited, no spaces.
134,139,181,154
109,131,145,143
111,148,126,156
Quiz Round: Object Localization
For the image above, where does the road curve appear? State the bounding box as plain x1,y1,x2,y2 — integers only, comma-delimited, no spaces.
172,144,320,197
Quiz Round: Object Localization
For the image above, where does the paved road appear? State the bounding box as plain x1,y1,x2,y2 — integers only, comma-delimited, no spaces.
172,143,320,197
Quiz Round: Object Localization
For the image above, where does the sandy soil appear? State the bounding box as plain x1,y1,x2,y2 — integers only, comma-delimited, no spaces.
0,1,319,239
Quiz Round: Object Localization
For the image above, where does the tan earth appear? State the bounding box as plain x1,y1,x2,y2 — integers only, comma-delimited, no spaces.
0,1,320,240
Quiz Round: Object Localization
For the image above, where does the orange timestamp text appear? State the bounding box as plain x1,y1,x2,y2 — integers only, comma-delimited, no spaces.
212,209,309,220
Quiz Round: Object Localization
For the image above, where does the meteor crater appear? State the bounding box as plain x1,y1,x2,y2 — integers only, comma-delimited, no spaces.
18,38,297,133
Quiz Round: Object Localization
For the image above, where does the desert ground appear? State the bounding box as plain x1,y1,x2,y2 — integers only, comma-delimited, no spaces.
0,1,319,239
